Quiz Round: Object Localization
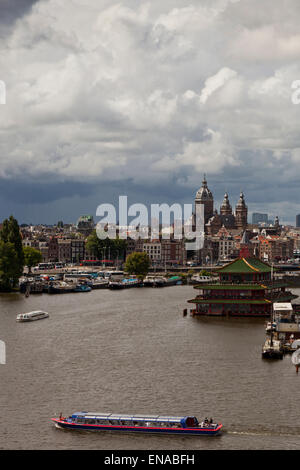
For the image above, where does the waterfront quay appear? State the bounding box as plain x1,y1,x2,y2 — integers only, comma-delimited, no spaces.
1,285,300,450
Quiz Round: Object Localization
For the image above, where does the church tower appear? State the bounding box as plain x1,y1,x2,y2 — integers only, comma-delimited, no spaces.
195,175,214,224
220,192,232,216
235,192,248,230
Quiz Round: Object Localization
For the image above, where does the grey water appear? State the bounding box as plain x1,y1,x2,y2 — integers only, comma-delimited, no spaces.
1,285,300,450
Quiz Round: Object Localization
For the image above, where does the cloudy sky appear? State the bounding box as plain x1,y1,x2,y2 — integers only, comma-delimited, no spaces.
1,0,300,225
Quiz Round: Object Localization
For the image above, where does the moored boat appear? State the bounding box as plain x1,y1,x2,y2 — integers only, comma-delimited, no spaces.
165,275,182,286
143,276,156,287
74,283,92,292
48,281,76,294
16,310,49,322
108,280,125,289
122,278,142,288
91,279,109,289
262,337,283,359
51,412,222,436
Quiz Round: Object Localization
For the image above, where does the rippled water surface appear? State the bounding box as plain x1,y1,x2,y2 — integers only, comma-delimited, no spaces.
1,286,300,450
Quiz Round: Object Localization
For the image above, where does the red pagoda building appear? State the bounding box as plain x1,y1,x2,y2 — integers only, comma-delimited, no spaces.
188,257,297,317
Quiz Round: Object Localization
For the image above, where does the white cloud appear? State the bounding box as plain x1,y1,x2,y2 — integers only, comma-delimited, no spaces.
0,0,300,200
199,67,237,104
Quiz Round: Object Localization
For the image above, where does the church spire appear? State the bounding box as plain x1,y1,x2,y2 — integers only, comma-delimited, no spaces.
220,192,232,215
235,192,248,230
195,174,214,224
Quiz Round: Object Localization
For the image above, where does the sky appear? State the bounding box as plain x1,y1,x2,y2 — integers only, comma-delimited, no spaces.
0,0,300,225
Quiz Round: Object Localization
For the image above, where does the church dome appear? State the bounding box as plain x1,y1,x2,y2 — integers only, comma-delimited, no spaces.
220,192,232,213
195,176,213,201
236,192,247,209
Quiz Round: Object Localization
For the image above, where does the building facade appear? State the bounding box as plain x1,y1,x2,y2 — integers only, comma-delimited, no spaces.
194,176,248,235
188,257,297,317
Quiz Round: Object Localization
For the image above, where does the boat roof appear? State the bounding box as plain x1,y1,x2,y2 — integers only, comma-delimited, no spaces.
71,412,192,423
23,310,48,314
217,257,272,274
273,302,293,311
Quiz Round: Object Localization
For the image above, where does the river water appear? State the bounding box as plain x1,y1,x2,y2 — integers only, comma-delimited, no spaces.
0,285,300,450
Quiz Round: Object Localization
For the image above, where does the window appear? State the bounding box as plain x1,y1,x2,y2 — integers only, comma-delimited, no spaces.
85,419,96,425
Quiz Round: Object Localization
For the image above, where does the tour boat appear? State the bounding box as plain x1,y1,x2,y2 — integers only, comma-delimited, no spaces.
16,310,49,322
51,412,222,436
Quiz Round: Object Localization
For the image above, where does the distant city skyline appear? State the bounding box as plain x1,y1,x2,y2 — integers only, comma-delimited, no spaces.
1,1,300,225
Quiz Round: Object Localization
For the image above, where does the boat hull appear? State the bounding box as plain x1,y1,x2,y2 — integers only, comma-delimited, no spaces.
51,419,222,436
262,350,283,359
16,316,48,322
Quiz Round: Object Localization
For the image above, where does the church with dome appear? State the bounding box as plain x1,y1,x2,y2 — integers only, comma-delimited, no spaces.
195,176,248,235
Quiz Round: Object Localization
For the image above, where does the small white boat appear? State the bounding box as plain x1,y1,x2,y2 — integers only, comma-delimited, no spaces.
262,337,283,359
191,275,212,283
16,310,49,322
291,348,300,366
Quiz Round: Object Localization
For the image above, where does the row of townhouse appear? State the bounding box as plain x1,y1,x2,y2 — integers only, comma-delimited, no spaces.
22,237,86,263
126,238,187,265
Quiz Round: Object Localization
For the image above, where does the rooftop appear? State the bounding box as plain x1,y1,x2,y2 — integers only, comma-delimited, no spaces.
217,257,272,274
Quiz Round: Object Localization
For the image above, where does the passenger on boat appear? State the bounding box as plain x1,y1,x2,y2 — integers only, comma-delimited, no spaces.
203,417,212,427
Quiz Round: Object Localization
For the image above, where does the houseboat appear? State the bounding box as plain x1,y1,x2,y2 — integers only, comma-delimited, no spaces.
143,276,167,287
190,275,214,284
188,257,297,317
90,279,109,289
48,281,76,294
74,283,92,293
165,276,182,286
108,280,125,289
51,412,222,436
16,311,49,322
109,278,142,289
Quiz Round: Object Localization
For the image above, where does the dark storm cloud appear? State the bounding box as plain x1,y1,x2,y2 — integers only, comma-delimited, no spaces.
0,178,97,204
0,0,38,26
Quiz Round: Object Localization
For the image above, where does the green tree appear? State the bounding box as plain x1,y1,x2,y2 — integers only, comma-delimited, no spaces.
0,241,19,291
23,246,43,272
125,252,150,278
0,215,24,282
86,230,127,261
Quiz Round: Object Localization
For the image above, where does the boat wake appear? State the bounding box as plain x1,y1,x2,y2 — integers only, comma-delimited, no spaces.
227,427,300,437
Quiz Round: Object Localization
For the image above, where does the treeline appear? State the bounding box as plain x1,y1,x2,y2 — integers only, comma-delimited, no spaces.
0,216,42,292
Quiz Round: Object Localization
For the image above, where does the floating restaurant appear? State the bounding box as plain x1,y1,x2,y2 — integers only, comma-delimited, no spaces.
188,257,298,317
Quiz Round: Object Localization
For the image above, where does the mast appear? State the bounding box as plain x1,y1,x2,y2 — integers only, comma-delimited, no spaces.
271,262,274,322
270,262,274,347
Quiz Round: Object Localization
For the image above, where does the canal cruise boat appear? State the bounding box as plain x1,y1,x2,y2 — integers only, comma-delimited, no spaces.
16,310,49,322
51,412,223,436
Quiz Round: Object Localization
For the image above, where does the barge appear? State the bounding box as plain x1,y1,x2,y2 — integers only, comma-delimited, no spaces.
51,412,222,436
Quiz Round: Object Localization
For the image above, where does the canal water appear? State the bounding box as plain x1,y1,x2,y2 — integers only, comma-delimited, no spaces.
1,285,300,450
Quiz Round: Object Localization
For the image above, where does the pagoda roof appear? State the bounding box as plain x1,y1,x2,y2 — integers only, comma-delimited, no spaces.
188,298,271,305
194,282,288,290
217,257,272,274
